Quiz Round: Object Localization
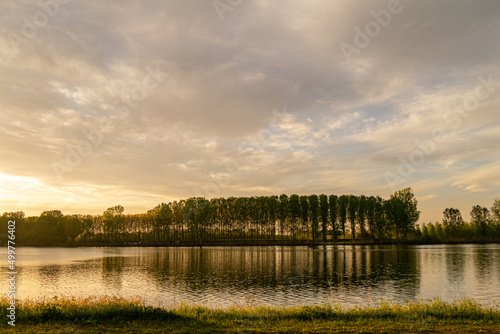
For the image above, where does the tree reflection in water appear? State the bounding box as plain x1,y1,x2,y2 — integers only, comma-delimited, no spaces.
7,245,500,308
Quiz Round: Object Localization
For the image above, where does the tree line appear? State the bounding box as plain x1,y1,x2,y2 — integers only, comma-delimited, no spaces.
2,188,499,246
1,188,420,246
420,199,500,243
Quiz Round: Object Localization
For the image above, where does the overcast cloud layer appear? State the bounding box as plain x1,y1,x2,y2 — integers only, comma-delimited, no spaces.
1,0,499,222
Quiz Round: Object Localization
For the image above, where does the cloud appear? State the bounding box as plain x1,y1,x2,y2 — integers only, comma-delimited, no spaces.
451,161,500,193
0,0,499,222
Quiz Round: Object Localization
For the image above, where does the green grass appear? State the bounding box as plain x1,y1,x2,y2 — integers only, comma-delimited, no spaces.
1,296,499,333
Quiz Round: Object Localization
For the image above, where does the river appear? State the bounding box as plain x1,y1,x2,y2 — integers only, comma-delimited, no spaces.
2,244,499,308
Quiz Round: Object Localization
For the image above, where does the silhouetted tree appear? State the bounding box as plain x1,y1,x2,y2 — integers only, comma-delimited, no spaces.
300,196,309,239
319,194,329,242
338,195,349,240
289,194,300,240
357,195,367,241
309,195,319,241
386,188,420,240
491,198,500,225
470,205,490,237
328,195,338,242
442,208,463,239
347,195,358,241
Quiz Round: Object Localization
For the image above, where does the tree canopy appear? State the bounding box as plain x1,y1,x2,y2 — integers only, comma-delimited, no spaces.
4,188,499,246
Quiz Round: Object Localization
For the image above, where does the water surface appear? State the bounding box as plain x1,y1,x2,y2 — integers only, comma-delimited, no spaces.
2,244,499,308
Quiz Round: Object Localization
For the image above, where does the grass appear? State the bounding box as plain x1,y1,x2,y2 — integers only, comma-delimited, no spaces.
1,296,499,333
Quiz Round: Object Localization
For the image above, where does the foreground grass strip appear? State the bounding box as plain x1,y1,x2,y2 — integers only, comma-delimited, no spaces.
1,297,499,333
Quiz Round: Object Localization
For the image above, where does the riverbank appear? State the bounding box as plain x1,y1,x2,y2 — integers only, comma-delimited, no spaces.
2,297,499,333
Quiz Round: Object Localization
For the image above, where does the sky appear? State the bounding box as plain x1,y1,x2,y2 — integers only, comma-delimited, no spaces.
1,0,499,222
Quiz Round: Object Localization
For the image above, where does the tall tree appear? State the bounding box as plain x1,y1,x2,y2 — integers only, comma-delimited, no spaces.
278,194,290,240
63,215,83,243
309,195,319,241
357,195,367,241
328,195,338,243
371,196,386,242
366,196,376,238
338,195,349,241
256,196,268,239
148,203,173,241
347,195,358,241
300,196,309,240
491,198,500,225
103,206,125,242
171,201,184,241
386,188,420,240
268,195,279,240
470,205,490,237
442,208,463,239
319,194,329,242
34,211,65,245
289,194,300,239
79,214,94,242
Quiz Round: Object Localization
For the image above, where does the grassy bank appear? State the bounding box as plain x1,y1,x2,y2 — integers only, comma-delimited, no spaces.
1,297,499,333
